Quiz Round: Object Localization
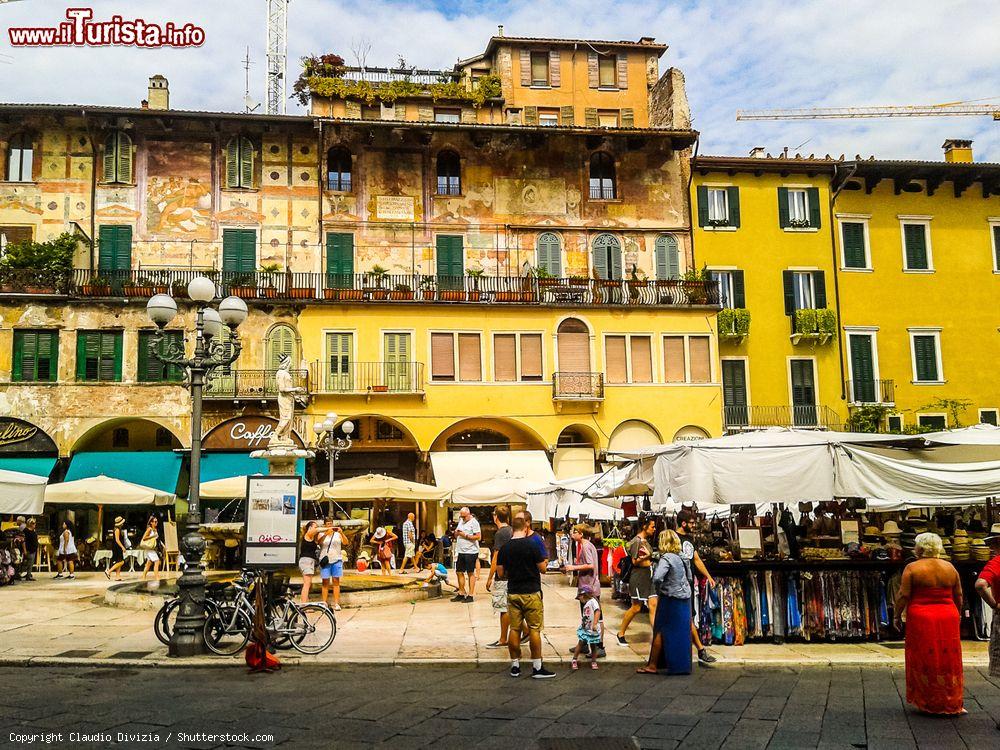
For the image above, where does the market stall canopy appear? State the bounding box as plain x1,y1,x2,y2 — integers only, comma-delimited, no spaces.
200,474,324,501
64,451,182,494
315,473,449,503
429,450,555,493
45,475,175,506
0,468,47,515
199,453,306,483
447,473,548,509
0,457,56,479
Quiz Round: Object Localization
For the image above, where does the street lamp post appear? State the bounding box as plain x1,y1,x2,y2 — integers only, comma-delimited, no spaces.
146,277,248,657
313,412,354,488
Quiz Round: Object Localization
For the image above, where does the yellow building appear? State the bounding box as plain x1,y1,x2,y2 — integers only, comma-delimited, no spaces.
691,155,843,431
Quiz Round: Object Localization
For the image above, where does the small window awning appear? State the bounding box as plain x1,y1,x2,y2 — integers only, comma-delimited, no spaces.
430,450,555,492
200,453,305,484
65,451,182,494
0,457,57,479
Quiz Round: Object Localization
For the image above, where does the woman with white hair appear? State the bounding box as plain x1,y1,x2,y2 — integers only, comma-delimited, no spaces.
894,531,965,715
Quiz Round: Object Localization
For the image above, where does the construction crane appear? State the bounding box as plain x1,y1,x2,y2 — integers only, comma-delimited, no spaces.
737,102,1000,121
265,0,290,114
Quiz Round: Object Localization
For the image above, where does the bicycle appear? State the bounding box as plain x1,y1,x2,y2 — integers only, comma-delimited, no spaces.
153,575,245,645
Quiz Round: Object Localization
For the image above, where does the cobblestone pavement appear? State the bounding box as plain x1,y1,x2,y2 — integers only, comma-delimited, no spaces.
3,664,999,749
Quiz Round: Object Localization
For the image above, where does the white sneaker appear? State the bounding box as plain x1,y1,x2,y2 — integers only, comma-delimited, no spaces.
333,603,342,611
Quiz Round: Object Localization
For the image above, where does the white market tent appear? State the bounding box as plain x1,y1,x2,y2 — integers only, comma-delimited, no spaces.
448,473,547,508
315,473,449,503
200,474,325,502
430,450,556,501
0,468,48,515
45,475,175,506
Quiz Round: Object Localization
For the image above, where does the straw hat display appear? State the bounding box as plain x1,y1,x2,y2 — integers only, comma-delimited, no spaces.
882,520,902,536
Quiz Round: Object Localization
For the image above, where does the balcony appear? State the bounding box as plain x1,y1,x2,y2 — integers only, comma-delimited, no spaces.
553,372,605,401
0,269,720,308
203,369,309,402
310,361,425,397
846,379,895,406
790,308,837,345
723,405,842,431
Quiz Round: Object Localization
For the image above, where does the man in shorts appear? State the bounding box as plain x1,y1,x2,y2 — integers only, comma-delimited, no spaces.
496,516,554,679
485,507,513,648
453,506,481,603
400,512,418,572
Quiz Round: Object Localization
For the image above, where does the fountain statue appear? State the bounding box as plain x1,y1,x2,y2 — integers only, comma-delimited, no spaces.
251,353,313,475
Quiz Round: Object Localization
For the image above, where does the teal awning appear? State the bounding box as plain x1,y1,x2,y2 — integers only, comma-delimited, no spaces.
65,451,182,494
199,453,305,483
0,457,56,478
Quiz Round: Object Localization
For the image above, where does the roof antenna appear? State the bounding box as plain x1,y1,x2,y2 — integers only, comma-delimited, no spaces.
243,47,260,113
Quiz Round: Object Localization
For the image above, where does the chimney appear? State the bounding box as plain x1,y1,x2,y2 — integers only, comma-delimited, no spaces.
147,75,169,110
749,146,765,158
497,24,504,37
942,139,973,163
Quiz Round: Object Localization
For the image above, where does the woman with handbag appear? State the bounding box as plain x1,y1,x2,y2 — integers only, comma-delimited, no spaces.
637,529,693,675
106,516,131,581
54,520,78,579
318,524,347,610
140,517,161,581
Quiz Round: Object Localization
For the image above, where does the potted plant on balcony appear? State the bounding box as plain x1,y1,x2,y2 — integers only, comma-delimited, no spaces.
286,269,313,300
416,274,436,301
171,277,190,298
230,272,257,299
148,270,169,295
568,274,589,287
259,263,282,299
718,307,751,343
681,266,710,304
366,264,390,300
123,272,155,298
791,308,835,345
81,274,113,296
0,232,78,295
390,282,414,300
466,267,484,302
532,266,557,288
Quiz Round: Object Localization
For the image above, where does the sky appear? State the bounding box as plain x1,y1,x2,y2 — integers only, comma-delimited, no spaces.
1,0,998,161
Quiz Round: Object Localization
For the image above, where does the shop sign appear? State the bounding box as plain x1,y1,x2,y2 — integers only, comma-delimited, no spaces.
203,416,303,451
0,418,57,454
375,195,415,221
673,425,709,442
244,475,301,568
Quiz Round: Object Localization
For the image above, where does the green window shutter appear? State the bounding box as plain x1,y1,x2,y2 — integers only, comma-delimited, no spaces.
721,360,747,407
37,330,56,381
913,335,938,381
849,335,875,402
790,360,815,408
994,225,1000,270
436,235,464,286
267,326,296,371
584,108,598,127
138,330,179,382
536,232,562,276
807,187,821,228
12,331,29,381
696,185,709,227
103,133,117,182
777,187,790,228
732,270,746,308
587,52,599,88
115,226,132,271
98,225,115,271
327,332,351,376
137,331,152,382
523,106,538,126
239,229,256,272
223,229,256,273
226,138,240,188
842,222,866,268
76,331,90,381
559,105,574,126
98,225,131,272
655,235,679,279
812,271,827,308
782,270,794,315
904,224,928,269
222,230,238,273
620,108,634,127
117,132,132,183
726,186,741,227
325,232,355,287
240,137,254,188
165,332,183,381
97,331,122,382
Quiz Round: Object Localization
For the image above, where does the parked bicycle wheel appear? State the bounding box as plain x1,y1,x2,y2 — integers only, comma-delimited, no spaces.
154,598,180,645
267,597,297,650
203,604,251,656
290,604,336,654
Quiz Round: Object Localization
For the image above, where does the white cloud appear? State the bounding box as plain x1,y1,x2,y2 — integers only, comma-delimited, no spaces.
0,0,997,160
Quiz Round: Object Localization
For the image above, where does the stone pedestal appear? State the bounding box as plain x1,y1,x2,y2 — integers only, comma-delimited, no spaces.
249,446,315,476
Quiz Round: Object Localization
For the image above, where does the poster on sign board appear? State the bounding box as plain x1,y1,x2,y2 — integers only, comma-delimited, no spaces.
244,475,301,568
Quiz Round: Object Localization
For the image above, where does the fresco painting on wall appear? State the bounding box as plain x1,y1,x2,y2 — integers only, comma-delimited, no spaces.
146,141,213,239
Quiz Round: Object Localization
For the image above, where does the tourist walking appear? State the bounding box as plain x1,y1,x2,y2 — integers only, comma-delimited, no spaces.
13,516,29,581
675,509,717,664
54,520,77,579
571,586,602,671
562,523,605,655
974,523,1000,688
319,523,347,610
22,518,37,581
895,532,965,716
496,515,554,679
485,507,513,648
616,518,658,646
637,529,692,675
400,512,418,572
298,520,322,604
140,517,161,581
106,516,130,581
453,506,481,602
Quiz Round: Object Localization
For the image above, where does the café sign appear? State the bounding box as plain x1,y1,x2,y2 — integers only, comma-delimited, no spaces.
203,416,304,451
0,418,57,454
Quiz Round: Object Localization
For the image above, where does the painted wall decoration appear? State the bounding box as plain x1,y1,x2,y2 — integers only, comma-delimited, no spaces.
145,140,213,239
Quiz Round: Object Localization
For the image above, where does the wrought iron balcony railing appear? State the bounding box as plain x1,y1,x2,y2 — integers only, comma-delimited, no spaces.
723,404,842,431
0,268,720,308
203,369,309,401
553,372,605,401
845,379,895,405
310,361,424,395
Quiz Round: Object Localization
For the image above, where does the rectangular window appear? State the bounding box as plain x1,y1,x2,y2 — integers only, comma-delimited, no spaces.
326,332,353,391
76,330,123,382
492,333,543,382
12,330,58,382
778,186,820,229
887,415,903,432
361,104,381,120
722,360,749,427
0,225,32,251
383,332,412,391
597,110,619,128
992,225,1000,272
689,336,711,383
793,271,815,310
841,221,868,269
910,331,942,383
530,51,549,86
431,333,481,382
434,108,461,123
902,222,931,270
155,428,173,448
630,336,652,383
917,414,946,430
604,335,652,384
605,336,627,384
663,336,686,383
98,224,132,273
222,228,257,274
790,359,818,427
707,189,728,222
979,408,998,426
598,55,617,87
788,189,808,223
458,334,481,382
494,334,517,382
137,330,184,383
520,334,543,381
711,271,734,309
663,335,711,384
430,333,455,381
538,108,559,127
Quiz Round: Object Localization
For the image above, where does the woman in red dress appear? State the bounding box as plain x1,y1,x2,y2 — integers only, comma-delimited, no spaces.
894,532,965,715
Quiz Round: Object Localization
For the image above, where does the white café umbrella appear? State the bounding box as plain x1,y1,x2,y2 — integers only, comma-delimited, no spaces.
200,474,325,501
45,475,175,506
315,473,449,503
0,468,47,515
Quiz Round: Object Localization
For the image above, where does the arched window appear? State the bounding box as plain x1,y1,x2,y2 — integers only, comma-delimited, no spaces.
6,133,33,182
266,324,298,372
225,136,255,189
327,146,352,192
654,234,680,279
557,318,591,373
589,152,616,200
536,232,562,277
102,130,133,184
436,150,461,195
592,233,622,280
